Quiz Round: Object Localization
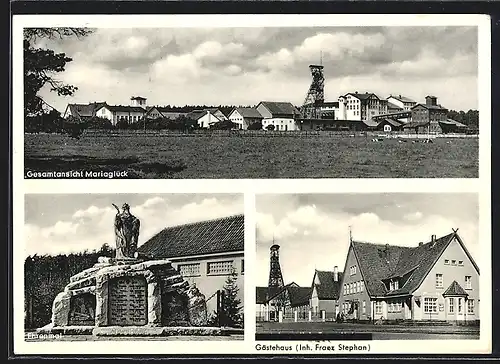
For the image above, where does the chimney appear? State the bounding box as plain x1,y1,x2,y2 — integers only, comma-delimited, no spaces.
431,235,436,244
333,266,338,282
418,242,423,246
425,96,437,106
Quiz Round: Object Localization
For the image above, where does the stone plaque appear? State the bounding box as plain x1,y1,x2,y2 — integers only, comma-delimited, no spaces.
68,293,96,326
108,276,147,326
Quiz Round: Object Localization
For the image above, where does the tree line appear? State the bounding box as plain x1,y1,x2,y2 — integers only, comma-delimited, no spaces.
447,109,479,130
24,244,115,329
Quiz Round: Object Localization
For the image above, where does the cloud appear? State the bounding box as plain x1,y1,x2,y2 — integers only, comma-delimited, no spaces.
404,211,423,221
25,195,243,257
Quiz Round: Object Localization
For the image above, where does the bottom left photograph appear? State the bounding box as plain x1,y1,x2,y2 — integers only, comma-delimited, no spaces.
22,193,244,341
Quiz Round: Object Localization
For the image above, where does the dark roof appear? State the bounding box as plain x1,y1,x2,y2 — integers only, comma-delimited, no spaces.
186,110,206,120
67,102,106,119
131,96,147,100
321,101,339,108
138,214,244,259
440,119,468,128
426,95,437,98
443,281,469,296
314,270,343,300
233,107,264,119
382,118,403,127
352,232,471,298
389,95,416,103
412,103,448,111
288,286,313,307
345,92,379,101
259,101,300,117
104,105,147,113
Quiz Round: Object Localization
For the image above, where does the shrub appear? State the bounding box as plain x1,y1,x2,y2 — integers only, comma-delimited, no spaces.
266,124,275,131
247,121,263,130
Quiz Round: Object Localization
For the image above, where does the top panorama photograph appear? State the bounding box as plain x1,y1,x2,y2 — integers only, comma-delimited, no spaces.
23,26,480,179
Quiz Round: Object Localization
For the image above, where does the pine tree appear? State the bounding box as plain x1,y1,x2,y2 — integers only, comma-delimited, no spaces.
219,268,243,328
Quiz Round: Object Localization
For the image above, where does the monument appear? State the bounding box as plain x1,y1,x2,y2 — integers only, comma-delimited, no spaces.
39,203,217,337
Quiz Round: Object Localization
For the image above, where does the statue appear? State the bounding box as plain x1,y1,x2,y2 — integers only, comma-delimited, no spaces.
112,203,140,259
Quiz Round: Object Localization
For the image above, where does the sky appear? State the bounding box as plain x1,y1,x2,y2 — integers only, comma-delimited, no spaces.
33,26,479,113
24,194,243,257
256,193,479,287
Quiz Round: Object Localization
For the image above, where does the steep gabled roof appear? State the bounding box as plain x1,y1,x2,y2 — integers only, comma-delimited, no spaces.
258,101,300,117
66,102,106,119
313,270,343,300
443,280,469,296
138,214,244,259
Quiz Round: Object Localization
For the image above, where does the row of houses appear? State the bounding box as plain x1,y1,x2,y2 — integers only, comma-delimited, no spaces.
256,230,479,323
63,93,469,134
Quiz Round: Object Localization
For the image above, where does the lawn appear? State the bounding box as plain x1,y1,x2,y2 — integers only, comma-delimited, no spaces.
24,133,479,179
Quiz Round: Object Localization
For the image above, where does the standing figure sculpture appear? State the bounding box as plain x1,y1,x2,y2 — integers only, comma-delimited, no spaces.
113,203,140,259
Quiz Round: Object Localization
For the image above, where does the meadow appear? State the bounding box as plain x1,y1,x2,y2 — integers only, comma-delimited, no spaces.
24,132,479,179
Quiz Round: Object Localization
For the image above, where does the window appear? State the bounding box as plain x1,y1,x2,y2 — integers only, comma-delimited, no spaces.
360,281,364,292
178,263,200,277
465,276,472,289
241,259,244,274
343,284,347,295
451,260,457,266
350,266,357,276
444,259,450,265
458,260,464,266
375,301,383,315
207,260,234,275
362,301,366,314
448,298,454,313
467,299,474,314
424,297,438,313
435,274,443,288
356,281,360,293
458,298,463,313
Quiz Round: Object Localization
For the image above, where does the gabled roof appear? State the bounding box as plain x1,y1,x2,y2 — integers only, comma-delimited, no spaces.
440,119,468,128
352,232,477,298
232,107,264,119
288,286,313,307
66,102,106,119
380,118,403,127
387,101,404,111
345,92,380,101
313,270,343,300
131,96,147,100
412,103,448,111
103,105,147,113
258,101,300,117
388,95,416,103
443,280,469,297
138,214,244,259
256,283,311,307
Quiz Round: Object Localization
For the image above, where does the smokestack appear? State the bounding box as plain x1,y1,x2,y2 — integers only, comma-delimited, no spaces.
333,266,338,282
431,235,436,244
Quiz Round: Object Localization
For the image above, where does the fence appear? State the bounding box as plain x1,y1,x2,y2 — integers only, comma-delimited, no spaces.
81,129,478,139
256,310,341,323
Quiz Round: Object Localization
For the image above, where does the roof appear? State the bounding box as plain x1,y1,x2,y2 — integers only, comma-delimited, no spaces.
321,101,339,108
440,119,468,128
443,281,469,296
67,102,106,119
313,270,343,300
426,95,437,98
380,118,403,127
389,95,416,103
363,119,379,127
233,107,264,119
258,101,300,117
138,214,244,259
412,103,448,111
352,232,476,298
99,105,147,113
345,92,379,101
131,96,147,100
288,286,313,307
387,101,404,110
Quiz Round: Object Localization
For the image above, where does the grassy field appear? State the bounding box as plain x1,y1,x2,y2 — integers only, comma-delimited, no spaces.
24,133,479,178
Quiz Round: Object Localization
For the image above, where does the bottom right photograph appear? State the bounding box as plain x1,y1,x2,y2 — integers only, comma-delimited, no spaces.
255,193,480,340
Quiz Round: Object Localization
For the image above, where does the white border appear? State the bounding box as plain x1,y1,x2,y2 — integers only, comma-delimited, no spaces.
12,13,492,355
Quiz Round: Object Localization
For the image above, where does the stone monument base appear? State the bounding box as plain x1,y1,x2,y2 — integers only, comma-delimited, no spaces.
36,325,243,337
45,256,209,330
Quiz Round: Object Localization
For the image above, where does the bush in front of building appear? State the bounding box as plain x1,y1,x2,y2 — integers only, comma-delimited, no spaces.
208,268,243,328
247,121,263,130
265,124,275,131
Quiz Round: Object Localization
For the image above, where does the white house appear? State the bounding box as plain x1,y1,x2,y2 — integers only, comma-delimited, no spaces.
338,92,387,121
387,95,417,111
196,108,228,129
228,107,264,130
94,104,146,126
256,101,301,131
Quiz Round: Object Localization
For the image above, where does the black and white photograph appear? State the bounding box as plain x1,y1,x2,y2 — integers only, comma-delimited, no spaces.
20,18,482,179
255,193,481,341
23,193,244,341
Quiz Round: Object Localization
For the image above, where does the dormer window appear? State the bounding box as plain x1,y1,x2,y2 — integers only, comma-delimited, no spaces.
389,280,399,291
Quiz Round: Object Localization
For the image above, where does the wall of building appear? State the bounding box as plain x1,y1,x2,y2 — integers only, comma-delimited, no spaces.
338,247,372,320
412,237,480,322
169,253,244,315
261,118,298,131
197,112,220,128
95,108,145,125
